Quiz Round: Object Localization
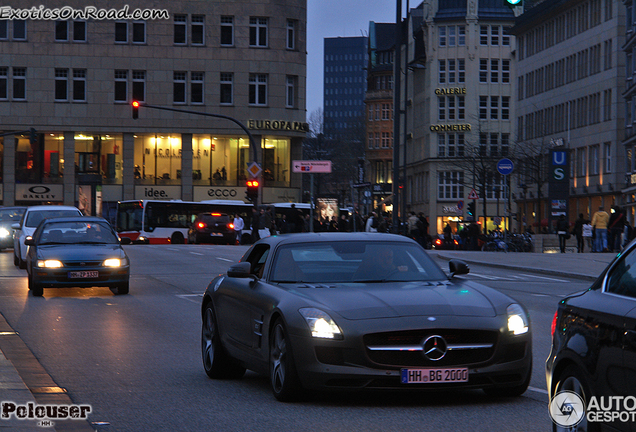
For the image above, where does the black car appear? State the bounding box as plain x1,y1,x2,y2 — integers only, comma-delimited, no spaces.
546,242,636,432
201,233,532,401
0,206,26,250
25,217,131,296
188,213,235,244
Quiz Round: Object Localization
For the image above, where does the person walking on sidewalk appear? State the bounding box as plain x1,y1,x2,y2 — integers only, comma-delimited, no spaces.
608,206,625,252
556,215,570,253
573,213,589,253
592,206,610,252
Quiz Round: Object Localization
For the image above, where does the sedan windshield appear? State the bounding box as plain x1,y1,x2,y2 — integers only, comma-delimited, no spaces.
37,221,119,245
270,241,447,283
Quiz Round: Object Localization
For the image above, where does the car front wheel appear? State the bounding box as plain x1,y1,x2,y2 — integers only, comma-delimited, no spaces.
28,274,43,297
552,365,597,432
270,318,302,402
201,303,245,379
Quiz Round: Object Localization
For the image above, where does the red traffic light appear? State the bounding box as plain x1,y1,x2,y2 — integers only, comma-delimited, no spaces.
246,180,259,188
132,101,139,119
132,101,140,107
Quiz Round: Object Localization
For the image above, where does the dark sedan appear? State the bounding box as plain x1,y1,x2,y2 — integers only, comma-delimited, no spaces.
546,241,636,432
201,233,532,401
188,213,235,244
25,217,131,297
0,206,26,250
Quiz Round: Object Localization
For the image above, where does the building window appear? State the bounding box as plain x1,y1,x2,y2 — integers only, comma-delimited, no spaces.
249,74,267,105
192,15,204,45
502,96,510,120
502,60,510,83
115,22,128,43
448,26,456,46
174,14,187,45
368,133,374,149
479,96,487,120
286,19,296,50
604,142,612,173
490,25,499,45
479,59,488,83
438,96,446,121
438,60,446,84
132,70,145,102
12,20,26,40
438,134,446,157
73,21,86,42
132,21,146,43
55,21,68,41
72,69,86,102
458,26,466,46
439,26,446,46
381,103,391,120
220,73,233,105
220,16,234,46
285,75,296,108
480,26,488,45
381,132,391,148
590,145,599,175
249,17,268,47
173,71,186,104
55,69,68,101
438,171,464,199
0,67,7,99
191,72,203,104
114,70,128,102
12,67,26,100
490,59,499,83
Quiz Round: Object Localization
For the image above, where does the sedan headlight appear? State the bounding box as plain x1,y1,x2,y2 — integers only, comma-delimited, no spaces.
0,228,10,238
507,303,529,335
36,259,64,268
103,258,126,267
299,308,343,340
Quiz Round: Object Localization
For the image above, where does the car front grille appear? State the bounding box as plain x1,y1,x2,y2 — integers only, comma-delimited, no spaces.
364,329,498,367
63,261,102,267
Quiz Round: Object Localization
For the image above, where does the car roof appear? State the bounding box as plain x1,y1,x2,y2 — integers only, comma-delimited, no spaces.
41,216,108,224
255,232,420,247
25,205,82,212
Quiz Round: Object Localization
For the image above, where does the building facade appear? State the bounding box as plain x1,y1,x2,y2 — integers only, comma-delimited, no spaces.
403,0,517,235
622,0,636,220
514,0,626,230
0,0,307,218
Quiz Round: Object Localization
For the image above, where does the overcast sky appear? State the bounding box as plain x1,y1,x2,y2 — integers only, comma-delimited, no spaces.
306,0,404,116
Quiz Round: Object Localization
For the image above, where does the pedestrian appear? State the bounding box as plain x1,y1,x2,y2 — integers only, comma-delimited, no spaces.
582,221,593,252
573,213,589,253
591,206,610,252
556,214,570,253
259,207,272,238
278,214,289,234
233,213,244,244
365,212,378,232
407,212,421,244
608,206,625,252
251,207,261,242
328,215,339,232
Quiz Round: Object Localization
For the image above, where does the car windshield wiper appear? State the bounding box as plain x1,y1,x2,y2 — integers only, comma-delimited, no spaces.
40,241,67,245
272,280,304,283
77,241,110,244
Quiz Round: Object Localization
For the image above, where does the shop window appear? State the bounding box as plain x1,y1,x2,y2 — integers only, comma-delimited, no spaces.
133,134,182,185
262,137,290,186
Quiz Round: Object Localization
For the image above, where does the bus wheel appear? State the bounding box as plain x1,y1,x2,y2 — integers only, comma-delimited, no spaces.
171,232,185,244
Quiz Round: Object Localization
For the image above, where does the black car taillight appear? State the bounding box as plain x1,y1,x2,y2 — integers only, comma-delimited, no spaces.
228,223,234,230
551,310,558,337
197,222,207,230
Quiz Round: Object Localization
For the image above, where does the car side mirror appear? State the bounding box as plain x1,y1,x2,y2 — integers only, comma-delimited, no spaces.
11,223,20,230
449,259,469,278
227,262,256,280
119,237,132,245
25,237,34,246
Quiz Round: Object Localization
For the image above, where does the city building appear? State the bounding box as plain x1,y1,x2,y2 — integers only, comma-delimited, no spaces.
513,0,626,230
0,0,307,218
622,0,636,221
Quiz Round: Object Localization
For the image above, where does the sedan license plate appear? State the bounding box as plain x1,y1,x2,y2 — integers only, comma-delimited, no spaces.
68,271,99,279
401,368,468,384
210,233,222,237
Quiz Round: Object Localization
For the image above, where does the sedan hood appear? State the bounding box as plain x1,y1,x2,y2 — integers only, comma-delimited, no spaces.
291,281,497,320
38,244,125,261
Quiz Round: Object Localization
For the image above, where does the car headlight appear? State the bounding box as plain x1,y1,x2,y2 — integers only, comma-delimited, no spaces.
299,308,343,340
103,258,125,267
0,228,10,238
36,259,64,268
507,303,529,335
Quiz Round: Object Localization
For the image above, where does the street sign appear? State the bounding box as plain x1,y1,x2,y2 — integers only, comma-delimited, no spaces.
247,162,262,178
468,189,479,200
292,160,332,173
497,158,514,176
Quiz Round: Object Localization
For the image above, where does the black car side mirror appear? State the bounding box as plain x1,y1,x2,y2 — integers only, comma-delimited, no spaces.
227,262,256,280
119,237,132,245
25,237,35,246
449,259,469,278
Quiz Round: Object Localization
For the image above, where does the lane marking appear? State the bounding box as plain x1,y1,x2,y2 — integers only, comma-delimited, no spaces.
216,257,233,262
528,385,549,395
519,273,569,283
189,252,204,256
176,294,203,304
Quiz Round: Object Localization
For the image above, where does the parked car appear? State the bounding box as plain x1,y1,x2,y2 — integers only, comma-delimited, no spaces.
0,206,26,250
25,217,131,297
188,213,235,244
546,239,636,432
201,232,532,401
13,205,83,269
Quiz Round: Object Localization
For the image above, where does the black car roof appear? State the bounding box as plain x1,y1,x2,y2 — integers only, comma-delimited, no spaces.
255,232,420,246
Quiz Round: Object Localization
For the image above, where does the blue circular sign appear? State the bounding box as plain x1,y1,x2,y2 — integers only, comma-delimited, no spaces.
497,158,514,176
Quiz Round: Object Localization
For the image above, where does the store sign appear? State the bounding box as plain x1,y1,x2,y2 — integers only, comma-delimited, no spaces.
16,184,63,201
247,119,309,132
134,186,181,200
443,206,462,215
434,87,466,95
193,186,242,201
429,123,471,132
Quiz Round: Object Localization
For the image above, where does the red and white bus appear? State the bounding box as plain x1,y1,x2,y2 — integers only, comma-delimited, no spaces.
115,199,254,244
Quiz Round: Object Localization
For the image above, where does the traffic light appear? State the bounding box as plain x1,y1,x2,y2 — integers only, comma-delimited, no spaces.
246,180,259,202
467,201,476,221
29,128,37,146
504,0,522,7
132,100,139,119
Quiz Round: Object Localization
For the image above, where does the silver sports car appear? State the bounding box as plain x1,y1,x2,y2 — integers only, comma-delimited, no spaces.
201,233,532,401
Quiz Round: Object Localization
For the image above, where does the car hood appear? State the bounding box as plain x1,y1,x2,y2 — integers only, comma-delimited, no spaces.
288,280,497,320
37,244,126,260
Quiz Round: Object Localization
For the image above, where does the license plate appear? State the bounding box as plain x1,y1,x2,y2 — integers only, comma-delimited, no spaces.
401,368,469,384
68,271,99,279
210,233,222,236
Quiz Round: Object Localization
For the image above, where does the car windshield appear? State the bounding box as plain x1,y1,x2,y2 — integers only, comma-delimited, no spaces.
38,221,119,245
0,208,25,224
270,241,447,283
200,214,230,224
25,210,82,227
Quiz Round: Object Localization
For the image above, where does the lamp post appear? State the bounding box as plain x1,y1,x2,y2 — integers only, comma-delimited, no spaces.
392,0,402,233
